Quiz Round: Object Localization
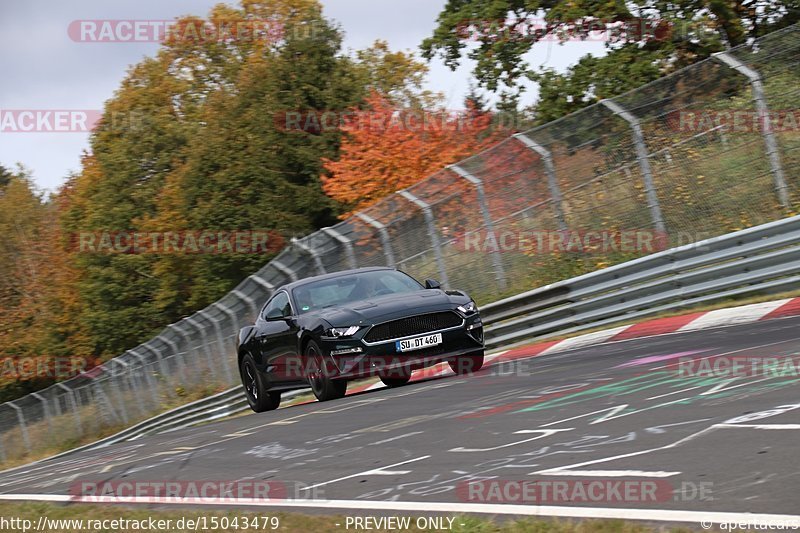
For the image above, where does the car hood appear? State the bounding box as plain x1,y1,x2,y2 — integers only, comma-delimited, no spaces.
311,290,458,326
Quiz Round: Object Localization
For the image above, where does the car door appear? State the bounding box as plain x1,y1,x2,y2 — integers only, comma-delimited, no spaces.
254,291,300,384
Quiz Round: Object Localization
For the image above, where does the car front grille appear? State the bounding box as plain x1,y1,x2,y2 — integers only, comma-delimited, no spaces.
363,311,463,343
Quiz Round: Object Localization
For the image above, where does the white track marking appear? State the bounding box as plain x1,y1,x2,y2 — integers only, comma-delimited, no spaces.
538,470,681,477
367,432,424,446
646,385,707,400
0,494,797,526
449,429,572,453
298,455,430,491
677,300,791,332
715,423,800,430
540,327,630,355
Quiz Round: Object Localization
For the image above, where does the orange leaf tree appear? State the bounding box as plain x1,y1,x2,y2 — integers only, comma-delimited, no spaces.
322,91,508,219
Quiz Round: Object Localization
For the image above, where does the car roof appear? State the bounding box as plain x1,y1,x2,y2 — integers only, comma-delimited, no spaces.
279,267,397,293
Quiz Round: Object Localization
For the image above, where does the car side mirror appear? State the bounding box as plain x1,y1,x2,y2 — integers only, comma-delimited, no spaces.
424,279,441,290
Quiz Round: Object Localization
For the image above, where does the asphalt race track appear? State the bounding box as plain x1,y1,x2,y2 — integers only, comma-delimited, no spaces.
2,317,800,526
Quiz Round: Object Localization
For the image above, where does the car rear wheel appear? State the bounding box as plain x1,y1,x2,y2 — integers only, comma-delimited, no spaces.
379,369,412,388
449,350,484,375
240,353,281,413
306,340,347,402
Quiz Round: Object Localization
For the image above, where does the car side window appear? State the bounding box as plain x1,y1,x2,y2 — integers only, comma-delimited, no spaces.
262,292,292,319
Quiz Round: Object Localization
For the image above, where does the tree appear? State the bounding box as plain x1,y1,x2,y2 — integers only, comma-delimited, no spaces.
322,91,507,217
420,0,798,117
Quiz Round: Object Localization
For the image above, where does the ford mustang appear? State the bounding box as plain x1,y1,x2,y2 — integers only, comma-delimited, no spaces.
237,267,485,412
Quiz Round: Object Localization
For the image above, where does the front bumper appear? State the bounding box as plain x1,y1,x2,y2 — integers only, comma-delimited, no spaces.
319,314,484,379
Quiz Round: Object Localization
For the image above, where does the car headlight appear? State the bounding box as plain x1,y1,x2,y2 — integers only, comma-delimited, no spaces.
325,326,361,338
457,301,477,314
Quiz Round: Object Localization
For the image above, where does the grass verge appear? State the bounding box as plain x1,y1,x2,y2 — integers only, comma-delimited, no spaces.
0,502,698,532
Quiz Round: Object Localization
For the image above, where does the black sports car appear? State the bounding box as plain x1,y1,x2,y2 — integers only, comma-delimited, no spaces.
237,267,485,412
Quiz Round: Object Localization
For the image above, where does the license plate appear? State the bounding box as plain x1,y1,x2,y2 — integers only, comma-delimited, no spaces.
396,333,442,352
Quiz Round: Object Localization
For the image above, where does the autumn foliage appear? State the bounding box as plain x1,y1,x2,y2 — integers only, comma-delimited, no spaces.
322,92,508,218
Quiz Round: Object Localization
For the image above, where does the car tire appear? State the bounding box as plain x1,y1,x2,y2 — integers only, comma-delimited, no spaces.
379,370,412,388
240,353,281,413
306,340,347,401
449,350,484,374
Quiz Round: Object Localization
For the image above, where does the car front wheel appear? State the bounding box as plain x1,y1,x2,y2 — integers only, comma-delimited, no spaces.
449,351,484,375
240,353,281,413
306,340,347,401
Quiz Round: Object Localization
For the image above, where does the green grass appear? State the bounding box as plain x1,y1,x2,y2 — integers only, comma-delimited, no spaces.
0,502,698,532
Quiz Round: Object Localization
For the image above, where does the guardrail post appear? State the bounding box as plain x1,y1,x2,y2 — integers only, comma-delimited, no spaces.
713,51,790,209
57,382,81,431
398,190,450,287
30,392,53,433
449,164,508,290
185,315,217,380
355,213,396,267
213,302,241,382
600,99,667,234
7,402,31,453
321,227,358,270
513,133,568,231
291,238,326,274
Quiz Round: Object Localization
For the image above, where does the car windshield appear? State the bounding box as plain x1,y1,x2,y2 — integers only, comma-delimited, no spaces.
292,270,424,314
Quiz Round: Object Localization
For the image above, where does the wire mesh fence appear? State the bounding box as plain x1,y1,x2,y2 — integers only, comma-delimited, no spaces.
2,24,799,465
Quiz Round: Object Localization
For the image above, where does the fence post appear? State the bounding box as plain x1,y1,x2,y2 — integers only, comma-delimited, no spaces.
713,51,790,208
233,290,258,321
398,190,450,287
185,315,217,380
271,260,299,282
321,227,358,270
513,133,568,231
203,307,234,384
291,238,326,274
355,213,396,268
91,380,118,426
212,302,241,383
170,322,203,388
141,342,171,385
129,350,159,411
57,382,81,431
110,360,131,423
448,164,508,290
7,402,31,453
30,392,52,434
159,332,188,388
600,99,667,234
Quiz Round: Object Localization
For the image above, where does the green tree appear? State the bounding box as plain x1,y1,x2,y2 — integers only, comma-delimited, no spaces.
420,0,798,118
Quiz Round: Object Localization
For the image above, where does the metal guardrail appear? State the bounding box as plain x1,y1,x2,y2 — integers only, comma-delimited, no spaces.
482,214,800,349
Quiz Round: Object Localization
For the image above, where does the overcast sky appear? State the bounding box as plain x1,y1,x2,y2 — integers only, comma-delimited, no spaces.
0,0,605,193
